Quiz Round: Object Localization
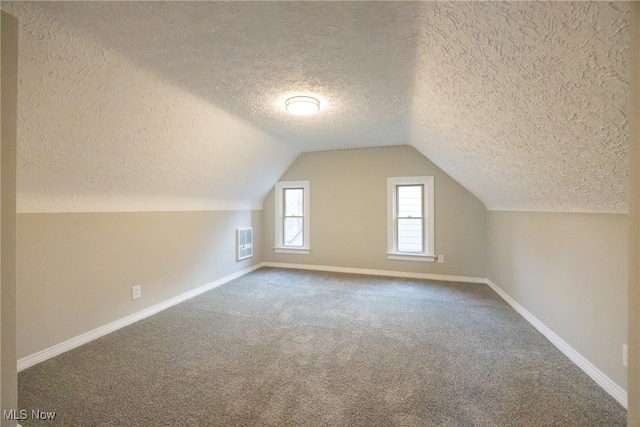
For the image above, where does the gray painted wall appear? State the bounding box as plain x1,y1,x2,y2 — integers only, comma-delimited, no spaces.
487,211,628,390
1,10,19,426
16,210,261,358
262,146,487,279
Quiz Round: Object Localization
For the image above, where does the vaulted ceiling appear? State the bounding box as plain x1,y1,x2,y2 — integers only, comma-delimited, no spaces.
3,1,629,213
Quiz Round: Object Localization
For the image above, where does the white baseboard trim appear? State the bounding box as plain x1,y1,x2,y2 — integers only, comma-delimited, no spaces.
262,262,487,284
485,279,627,409
17,263,263,372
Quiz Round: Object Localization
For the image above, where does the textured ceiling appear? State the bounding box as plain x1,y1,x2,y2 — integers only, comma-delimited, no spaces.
15,1,421,150
410,1,629,213
2,1,629,213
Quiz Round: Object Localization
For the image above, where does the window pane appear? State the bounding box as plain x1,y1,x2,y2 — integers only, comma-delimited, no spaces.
398,218,423,252
284,217,303,246
398,185,422,218
284,188,304,216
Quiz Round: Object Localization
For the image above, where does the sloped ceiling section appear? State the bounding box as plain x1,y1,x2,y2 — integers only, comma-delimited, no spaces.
6,2,297,212
3,1,630,214
411,1,629,213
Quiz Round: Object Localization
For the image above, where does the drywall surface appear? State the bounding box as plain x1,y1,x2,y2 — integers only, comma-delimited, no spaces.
411,1,628,213
10,1,422,152
487,211,628,390
263,146,487,279
1,10,19,424
16,210,261,358
5,3,294,213
628,2,640,423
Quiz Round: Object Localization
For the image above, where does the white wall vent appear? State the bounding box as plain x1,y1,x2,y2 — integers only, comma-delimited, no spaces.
237,227,253,261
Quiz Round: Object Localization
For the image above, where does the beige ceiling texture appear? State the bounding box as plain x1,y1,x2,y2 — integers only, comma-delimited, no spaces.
4,1,629,213
411,2,628,213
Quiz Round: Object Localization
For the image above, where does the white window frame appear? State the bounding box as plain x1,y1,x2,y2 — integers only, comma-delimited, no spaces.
274,180,310,255
387,176,435,262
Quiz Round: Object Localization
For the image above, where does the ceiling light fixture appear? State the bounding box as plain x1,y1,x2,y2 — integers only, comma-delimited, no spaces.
285,96,320,115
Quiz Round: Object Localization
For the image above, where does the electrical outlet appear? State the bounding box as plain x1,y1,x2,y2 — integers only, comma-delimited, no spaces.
132,285,141,300
437,255,445,263
623,344,628,367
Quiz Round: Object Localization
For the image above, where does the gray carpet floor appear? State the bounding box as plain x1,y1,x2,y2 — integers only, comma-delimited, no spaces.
18,267,626,426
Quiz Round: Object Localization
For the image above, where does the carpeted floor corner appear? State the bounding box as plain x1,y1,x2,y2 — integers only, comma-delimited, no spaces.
18,268,626,426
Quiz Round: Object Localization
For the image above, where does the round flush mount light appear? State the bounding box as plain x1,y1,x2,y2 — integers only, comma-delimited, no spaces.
285,96,320,115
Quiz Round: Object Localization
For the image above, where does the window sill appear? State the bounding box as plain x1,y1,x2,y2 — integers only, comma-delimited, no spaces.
387,252,436,262
274,247,311,255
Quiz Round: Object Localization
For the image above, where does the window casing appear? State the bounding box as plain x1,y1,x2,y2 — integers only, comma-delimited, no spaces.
387,176,435,262
274,180,310,254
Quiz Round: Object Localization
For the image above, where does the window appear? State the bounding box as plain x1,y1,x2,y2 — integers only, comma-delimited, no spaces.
274,180,310,254
387,176,435,262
